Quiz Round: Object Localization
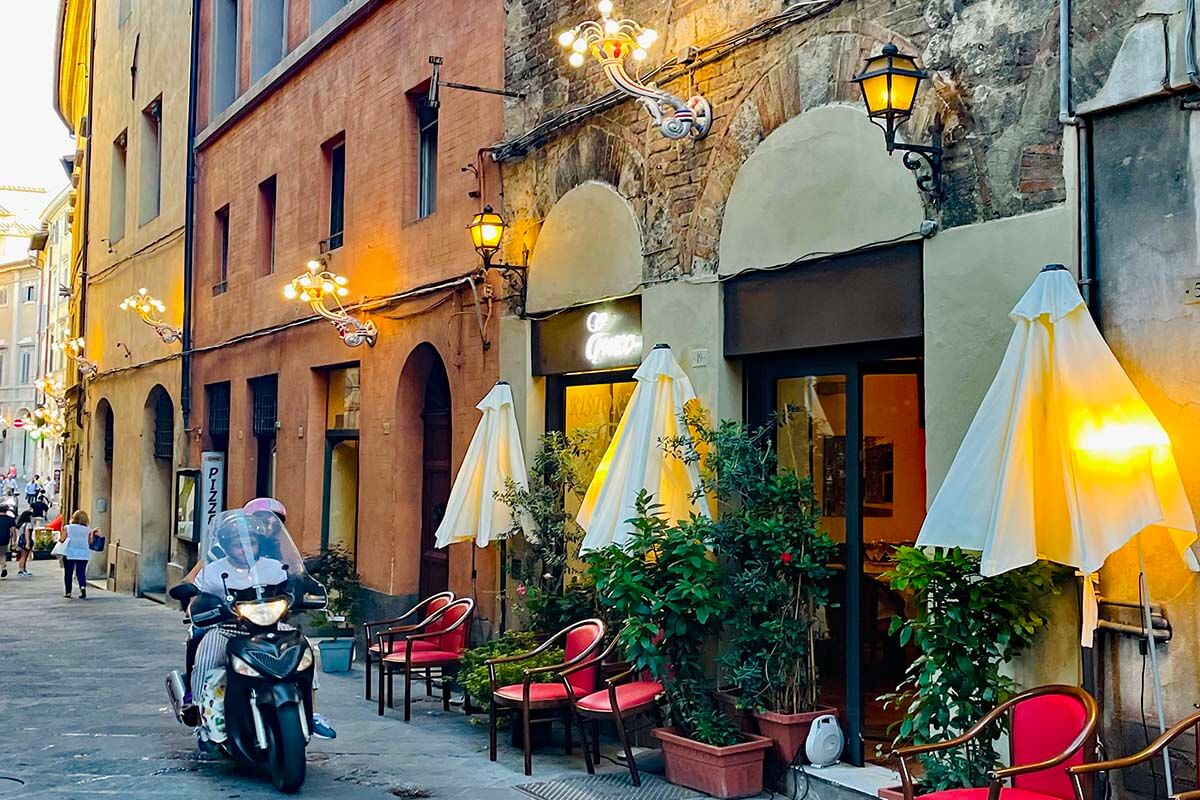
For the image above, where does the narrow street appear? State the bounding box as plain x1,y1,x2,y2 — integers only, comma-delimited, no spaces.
0,572,605,798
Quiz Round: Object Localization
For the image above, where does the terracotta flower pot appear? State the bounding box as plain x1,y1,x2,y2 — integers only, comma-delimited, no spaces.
752,706,839,766
652,727,772,799
878,786,908,800
713,688,757,734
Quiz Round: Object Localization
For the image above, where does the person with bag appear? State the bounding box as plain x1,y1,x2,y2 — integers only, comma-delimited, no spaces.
0,503,16,578
58,510,98,599
16,509,36,577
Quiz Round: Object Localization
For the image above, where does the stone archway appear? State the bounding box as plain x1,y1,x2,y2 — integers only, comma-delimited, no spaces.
140,386,174,595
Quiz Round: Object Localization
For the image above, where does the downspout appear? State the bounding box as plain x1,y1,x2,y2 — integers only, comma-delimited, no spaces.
182,0,200,433
1058,0,1097,318
1187,0,1200,88
72,0,98,512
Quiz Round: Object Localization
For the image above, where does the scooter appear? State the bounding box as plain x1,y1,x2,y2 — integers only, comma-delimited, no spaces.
165,573,327,793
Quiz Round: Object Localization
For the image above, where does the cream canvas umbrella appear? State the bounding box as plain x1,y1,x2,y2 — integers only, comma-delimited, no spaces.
434,381,530,629
917,264,1198,788
578,344,711,553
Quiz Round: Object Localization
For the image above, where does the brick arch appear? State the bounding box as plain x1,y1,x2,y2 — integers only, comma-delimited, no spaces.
684,21,930,273
536,122,647,220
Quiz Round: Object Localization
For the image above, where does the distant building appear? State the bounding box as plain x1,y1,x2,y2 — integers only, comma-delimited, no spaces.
0,185,49,479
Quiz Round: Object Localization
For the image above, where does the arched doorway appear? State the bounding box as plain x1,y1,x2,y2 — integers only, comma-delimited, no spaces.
141,386,174,595
418,355,451,600
91,400,115,578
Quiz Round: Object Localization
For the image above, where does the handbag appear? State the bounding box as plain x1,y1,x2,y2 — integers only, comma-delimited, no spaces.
89,531,106,552
50,538,67,557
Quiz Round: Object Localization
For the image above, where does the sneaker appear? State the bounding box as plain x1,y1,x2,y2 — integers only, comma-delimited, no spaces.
2,567,7,578
79,590,87,599
19,570,30,577
311,712,337,740
194,738,223,762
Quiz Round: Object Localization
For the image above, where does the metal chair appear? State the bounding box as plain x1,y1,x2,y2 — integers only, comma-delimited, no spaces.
1067,709,1200,800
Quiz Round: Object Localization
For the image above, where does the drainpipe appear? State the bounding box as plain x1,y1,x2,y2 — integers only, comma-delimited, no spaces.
182,0,200,433
1059,0,1076,124
1187,0,1200,88
1059,0,1098,321
72,0,98,512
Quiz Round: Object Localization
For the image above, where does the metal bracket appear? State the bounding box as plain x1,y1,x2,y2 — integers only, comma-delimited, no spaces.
428,56,525,108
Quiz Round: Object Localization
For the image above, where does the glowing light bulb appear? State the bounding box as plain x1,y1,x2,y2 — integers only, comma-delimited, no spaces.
299,291,311,303
642,28,658,43
632,47,647,61
284,284,298,299
572,37,587,53
569,52,585,68
322,281,335,294
299,274,313,288
306,259,322,272
120,301,128,310
603,19,619,35
558,30,576,47
337,287,349,297
597,0,613,15
334,274,348,285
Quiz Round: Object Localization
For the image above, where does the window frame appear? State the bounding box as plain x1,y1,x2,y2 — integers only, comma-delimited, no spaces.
416,93,438,219
214,204,230,294
258,175,278,276
324,136,346,251
110,130,128,245
139,96,163,226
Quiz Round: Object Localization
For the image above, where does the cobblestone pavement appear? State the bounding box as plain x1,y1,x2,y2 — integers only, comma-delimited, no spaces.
0,568,624,798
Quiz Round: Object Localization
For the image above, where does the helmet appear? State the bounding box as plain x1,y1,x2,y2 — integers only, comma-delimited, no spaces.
244,497,287,521
213,514,262,566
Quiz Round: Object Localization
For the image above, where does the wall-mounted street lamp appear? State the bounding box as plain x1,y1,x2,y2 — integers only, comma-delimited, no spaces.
468,205,527,317
61,337,98,379
120,287,182,344
35,377,66,401
283,258,377,347
558,0,711,140
852,43,944,201
28,403,66,442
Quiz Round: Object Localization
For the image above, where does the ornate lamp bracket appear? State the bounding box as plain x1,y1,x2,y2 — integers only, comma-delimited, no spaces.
120,288,183,344
559,1,711,141
284,258,377,348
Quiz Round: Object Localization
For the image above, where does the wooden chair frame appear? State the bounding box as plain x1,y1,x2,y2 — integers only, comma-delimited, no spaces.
363,590,455,701
377,597,474,721
1067,709,1200,800
563,638,664,787
487,618,607,776
892,684,1099,800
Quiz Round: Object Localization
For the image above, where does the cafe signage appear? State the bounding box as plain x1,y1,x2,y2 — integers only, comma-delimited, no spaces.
533,295,643,375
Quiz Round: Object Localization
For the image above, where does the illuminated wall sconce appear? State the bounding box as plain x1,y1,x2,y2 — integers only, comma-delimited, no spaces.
120,288,182,344
28,403,66,442
557,0,711,140
61,337,99,378
283,258,377,347
35,377,66,401
852,43,944,201
468,205,528,317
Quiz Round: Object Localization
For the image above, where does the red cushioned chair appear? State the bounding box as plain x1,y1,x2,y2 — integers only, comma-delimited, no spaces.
894,685,1098,800
565,637,664,787
1067,708,1200,800
378,597,474,721
363,590,454,701
487,619,607,776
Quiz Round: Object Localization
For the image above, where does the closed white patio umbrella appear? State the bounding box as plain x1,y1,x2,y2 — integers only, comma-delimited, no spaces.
917,264,1198,788
434,381,530,629
578,344,711,553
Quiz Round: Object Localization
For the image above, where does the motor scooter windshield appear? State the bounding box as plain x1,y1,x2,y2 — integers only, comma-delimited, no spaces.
197,509,306,593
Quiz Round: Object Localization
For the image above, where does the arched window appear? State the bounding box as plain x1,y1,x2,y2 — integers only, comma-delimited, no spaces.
153,393,173,460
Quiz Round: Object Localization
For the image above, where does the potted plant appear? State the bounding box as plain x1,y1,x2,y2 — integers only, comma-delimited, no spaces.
32,529,56,561
879,546,1059,795
588,493,772,800
665,413,838,767
306,544,362,673
457,630,565,746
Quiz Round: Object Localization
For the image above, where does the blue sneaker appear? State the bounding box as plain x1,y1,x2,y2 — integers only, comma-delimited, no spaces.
194,738,223,761
311,713,337,740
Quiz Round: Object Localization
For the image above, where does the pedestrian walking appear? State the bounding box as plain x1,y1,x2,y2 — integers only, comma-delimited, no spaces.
14,510,34,577
4,474,16,497
30,492,49,526
24,476,40,508
59,511,98,599
0,503,16,578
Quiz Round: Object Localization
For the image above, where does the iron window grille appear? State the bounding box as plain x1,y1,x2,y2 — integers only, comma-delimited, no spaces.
103,409,114,464
154,394,173,460
252,375,278,437
207,382,231,438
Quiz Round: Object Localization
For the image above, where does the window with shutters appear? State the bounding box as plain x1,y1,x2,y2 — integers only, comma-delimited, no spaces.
103,406,114,464
251,375,278,436
207,382,231,450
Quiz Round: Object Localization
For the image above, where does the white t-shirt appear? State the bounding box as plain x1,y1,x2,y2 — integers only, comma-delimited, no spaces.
195,557,288,595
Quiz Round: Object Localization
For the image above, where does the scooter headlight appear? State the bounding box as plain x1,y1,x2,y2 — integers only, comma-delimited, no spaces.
230,653,262,677
235,598,289,626
297,646,314,672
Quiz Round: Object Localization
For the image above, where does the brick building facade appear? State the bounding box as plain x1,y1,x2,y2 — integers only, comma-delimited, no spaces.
190,0,506,622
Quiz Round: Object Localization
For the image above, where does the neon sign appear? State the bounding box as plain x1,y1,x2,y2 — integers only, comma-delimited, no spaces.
585,310,642,365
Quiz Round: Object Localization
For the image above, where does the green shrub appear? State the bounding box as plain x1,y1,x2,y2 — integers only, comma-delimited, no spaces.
457,630,565,714
882,546,1061,791
33,530,56,551
305,544,363,630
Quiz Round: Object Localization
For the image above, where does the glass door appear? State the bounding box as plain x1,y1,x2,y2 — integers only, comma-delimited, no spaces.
748,344,924,766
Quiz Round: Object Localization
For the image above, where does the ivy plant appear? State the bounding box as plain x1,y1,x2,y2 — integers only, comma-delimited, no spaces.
586,492,740,747
664,412,837,715
457,630,565,717
882,546,1061,791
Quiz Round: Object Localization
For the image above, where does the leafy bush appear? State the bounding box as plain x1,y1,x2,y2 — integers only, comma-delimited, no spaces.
457,630,565,714
305,544,363,630
882,547,1060,791
33,530,56,551
587,492,739,747
664,412,837,715
499,431,605,635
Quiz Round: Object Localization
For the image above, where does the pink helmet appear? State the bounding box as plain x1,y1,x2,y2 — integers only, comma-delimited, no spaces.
243,497,287,521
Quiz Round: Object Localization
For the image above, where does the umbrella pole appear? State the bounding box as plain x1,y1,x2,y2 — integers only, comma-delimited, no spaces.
499,538,507,634
1137,536,1174,795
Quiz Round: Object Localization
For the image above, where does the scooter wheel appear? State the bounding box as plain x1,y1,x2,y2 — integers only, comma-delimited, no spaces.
265,704,307,793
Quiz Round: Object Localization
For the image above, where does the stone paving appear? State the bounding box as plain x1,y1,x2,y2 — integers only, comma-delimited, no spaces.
0,566,629,798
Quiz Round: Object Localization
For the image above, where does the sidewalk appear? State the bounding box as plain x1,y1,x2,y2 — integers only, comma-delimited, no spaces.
0,568,633,798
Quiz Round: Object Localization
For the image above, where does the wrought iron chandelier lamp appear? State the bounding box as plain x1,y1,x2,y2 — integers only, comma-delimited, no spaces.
61,337,98,378
283,258,377,347
558,0,712,140
120,287,182,344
